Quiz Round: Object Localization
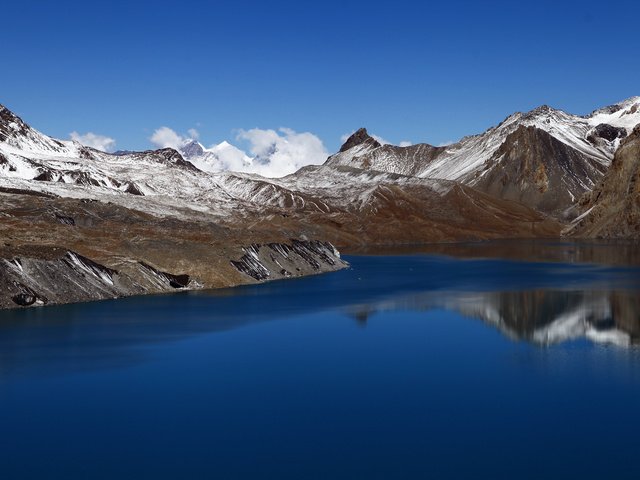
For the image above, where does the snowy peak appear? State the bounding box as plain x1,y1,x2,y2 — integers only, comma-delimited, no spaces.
179,139,252,174
585,96,640,137
321,97,639,219
0,104,73,155
325,128,385,169
587,96,640,118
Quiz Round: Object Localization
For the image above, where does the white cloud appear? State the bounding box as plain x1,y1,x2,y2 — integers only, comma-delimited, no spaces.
372,134,390,145
236,127,328,177
149,126,187,149
207,141,253,172
150,126,203,150
438,140,454,147
70,131,116,152
148,125,328,178
399,141,413,147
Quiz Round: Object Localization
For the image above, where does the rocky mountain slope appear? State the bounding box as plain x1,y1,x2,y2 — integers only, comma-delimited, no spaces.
568,124,640,238
328,98,640,218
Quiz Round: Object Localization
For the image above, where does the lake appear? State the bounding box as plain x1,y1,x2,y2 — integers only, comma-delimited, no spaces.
1,242,640,479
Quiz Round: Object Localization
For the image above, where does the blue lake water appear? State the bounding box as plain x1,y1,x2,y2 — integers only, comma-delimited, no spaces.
1,249,640,479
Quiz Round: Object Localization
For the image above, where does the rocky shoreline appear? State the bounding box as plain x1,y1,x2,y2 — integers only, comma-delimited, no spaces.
0,240,347,310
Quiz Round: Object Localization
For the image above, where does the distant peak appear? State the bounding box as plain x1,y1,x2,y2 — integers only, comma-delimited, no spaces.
587,96,640,118
339,128,381,152
180,139,205,158
524,104,556,117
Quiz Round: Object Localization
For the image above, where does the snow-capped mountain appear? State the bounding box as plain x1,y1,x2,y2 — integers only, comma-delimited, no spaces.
0,102,559,244
328,97,640,217
178,139,253,173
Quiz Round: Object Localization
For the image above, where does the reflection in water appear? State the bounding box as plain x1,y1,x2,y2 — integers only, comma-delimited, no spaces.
348,239,640,266
345,290,640,347
0,251,639,379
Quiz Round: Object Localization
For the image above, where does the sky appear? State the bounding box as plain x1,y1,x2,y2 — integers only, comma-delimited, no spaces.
2,0,639,174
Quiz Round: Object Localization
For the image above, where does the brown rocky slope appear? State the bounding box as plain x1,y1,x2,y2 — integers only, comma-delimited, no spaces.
568,125,640,238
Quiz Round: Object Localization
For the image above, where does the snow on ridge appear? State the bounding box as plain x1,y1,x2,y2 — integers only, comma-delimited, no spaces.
2,97,638,222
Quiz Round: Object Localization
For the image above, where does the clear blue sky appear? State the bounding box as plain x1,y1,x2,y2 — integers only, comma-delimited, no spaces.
2,0,639,152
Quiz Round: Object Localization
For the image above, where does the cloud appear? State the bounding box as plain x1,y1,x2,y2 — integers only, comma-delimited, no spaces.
236,127,328,177
70,131,116,152
372,134,390,145
150,126,203,150
149,126,187,149
148,125,328,178
438,140,455,147
206,141,253,172
399,141,413,147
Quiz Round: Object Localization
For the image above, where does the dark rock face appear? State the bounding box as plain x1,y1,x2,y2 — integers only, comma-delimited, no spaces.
10,281,46,307
180,140,204,158
473,126,608,218
124,182,144,196
587,123,627,143
55,213,75,225
339,128,382,152
12,292,37,306
140,262,191,289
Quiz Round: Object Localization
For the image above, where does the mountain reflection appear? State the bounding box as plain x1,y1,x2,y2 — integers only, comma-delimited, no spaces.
345,290,640,347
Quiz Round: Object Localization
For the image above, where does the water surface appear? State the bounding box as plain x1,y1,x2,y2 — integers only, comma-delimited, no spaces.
1,244,640,479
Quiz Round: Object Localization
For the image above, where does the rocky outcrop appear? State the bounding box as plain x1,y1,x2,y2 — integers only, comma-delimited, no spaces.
587,123,627,144
339,128,381,153
0,240,346,309
230,241,344,281
568,125,640,238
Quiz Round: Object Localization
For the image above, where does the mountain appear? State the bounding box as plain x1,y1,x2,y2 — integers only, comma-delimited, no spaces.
328,98,640,218
2,97,639,308
568,124,640,238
